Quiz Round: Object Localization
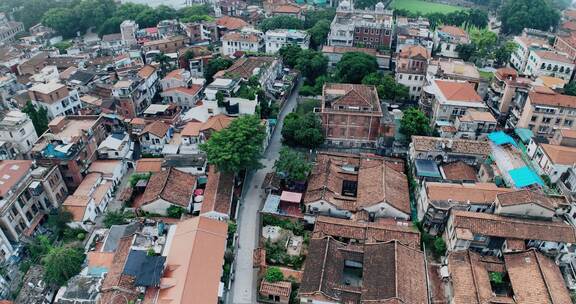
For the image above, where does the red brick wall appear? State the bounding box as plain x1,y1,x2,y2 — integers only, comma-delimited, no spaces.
353,27,392,49
322,112,381,143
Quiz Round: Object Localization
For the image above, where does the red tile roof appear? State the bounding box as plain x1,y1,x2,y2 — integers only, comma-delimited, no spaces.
163,85,202,96
216,16,248,30
137,65,156,79
141,168,196,207
200,166,235,215
529,89,576,108
435,80,482,102
135,158,163,173
142,120,170,137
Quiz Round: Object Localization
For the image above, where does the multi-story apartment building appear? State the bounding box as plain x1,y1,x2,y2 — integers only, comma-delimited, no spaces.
0,160,66,297
320,83,383,148
433,26,470,58
113,65,159,119
510,34,550,73
120,20,139,46
0,111,39,157
421,79,486,124
142,36,188,54
524,50,574,81
555,32,576,61
327,1,393,50
395,45,429,100
395,17,433,53
28,82,82,119
31,115,107,190
515,86,576,137
221,31,263,56
264,29,309,54
486,67,534,125
452,110,497,140
427,59,481,90
0,73,21,107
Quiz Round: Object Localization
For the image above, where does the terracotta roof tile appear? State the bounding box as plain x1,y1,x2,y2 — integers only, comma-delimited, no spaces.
216,16,248,30
450,210,576,243
272,3,302,14
137,65,156,79
438,25,468,38
440,161,478,181
426,182,512,205
497,190,568,210
435,80,482,102
181,121,203,137
135,158,163,173
540,143,576,165
222,31,261,43
222,56,274,79
533,50,573,64
324,83,381,110
529,89,576,108
201,114,234,132
163,85,202,97
141,168,196,207
411,136,491,155
142,120,170,137
260,281,292,297
398,44,430,60
200,166,235,215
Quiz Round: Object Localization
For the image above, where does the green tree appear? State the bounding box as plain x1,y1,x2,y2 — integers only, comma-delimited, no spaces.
265,267,284,283
308,19,331,49
178,4,212,21
455,43,477,62
167,205,185,218
200,115,266,174
303,8,335,29
22,101,49,135
467,9,489,28
154,53,171,76
362,73,408,101
282,112,324,148
205,57,234,82
42,8,80,38
260,16,303,32
564,82,576,96
469,28,497,57
278,45,302,68
73,0,117,33
499,0,560,34
336,52,378,84
26,235,53,263
43,247,85,287
432,237,447,257
97,16,124,37
295,50,328,85
216,91,226,107
274,148,312,182
103,210,130,228
46,209,73,238
494,41,518,66
399,108,432,140
115,3,149,20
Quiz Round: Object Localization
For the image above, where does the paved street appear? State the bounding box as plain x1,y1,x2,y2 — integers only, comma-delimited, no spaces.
230,80,301,304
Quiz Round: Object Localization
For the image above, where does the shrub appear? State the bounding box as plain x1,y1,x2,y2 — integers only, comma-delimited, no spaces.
167,205,185,218
76,233,85,241
432,237,447,257
265,267,284,283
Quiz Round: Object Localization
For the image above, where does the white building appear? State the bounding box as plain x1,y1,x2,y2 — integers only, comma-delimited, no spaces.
221,31,263,56
0,13,23,44
510,35,550,73
120,20,138,46
524,50,575,81
139,121,172,155
0,111,39,157
97,133,132,160
264,29,309,54
433,26,470,58
422,79,486,124
28,82,81,119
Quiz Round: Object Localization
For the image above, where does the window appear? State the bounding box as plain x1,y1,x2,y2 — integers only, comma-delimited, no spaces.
555,118,562,125
531,116,537,122
542,117,551,124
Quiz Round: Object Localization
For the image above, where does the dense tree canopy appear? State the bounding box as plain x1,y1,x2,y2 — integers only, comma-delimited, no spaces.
499,0,560,34
303,9,336,29
295,50,329,85
43,247,85,287
395,8,488,29
204,57,234,82
308,19,331,49
22,102,49,136
201,115,266,173
564,82,576,96
399,108,432,140
282,112,324,149
336,52,378,84
274,148,312,182
260,16,303,32
278,45,302,68
362,73,409,101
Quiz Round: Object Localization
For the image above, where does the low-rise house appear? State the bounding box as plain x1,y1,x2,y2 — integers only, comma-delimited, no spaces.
427,58,481,90
524,50,575,81
433,25,470,58
88,160,128,187
486,68,533,125
421,79,486,124
527,140,576,182
259,281,291,304
444,210,576,256
320,83,383,148
97,132,132,160
199,166,236,220
217,56,280,92
151,217,227,303
0,110,38,157
161,85,203,109
101,33,123,50
139,120,172,155
299,237,428,304
142,36,188,54
270,3,304,19
28,82,82,119
452,110,497,140
303,153,410,223
417,182,513,235
312,216,420,248
395,17,433,53
264,29,309,54
494,189,569,220
139,168,196,215
31,115,107,190
63,172,113,228
447,249,572,304
395,45,430,100
113,66,159,118
409,136,491,166
142,103,182,126
221,31,263,56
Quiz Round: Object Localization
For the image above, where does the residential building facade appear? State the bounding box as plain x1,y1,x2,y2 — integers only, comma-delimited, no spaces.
28,83,82,119
264,29,310,54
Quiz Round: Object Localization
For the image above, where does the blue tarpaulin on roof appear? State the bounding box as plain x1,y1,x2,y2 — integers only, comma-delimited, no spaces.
508,166,544,188
123,250,166,287
514,128,534,143
488,131,517,147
